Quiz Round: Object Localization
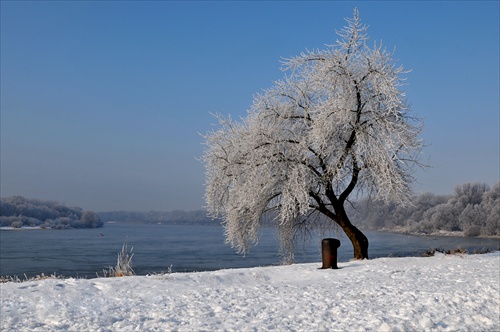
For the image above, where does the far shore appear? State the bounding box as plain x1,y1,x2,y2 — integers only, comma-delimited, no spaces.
376,227,500,239
0,226,43,231
2,224,498,240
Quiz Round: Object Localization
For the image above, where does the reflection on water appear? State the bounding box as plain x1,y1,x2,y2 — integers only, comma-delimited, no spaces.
1,223,498,278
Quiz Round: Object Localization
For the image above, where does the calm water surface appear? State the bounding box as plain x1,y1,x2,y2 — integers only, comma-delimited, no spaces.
1,223,498,278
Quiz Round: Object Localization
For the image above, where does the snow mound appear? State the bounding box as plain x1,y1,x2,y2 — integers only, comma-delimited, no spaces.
2,252,499,331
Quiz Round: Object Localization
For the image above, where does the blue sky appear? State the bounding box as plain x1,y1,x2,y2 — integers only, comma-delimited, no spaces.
1,1,498,212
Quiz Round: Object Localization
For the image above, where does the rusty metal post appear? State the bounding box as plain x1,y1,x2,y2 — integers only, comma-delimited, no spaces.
321,238,341,269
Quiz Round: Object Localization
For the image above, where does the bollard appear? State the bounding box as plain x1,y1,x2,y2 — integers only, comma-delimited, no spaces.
321,238,341,269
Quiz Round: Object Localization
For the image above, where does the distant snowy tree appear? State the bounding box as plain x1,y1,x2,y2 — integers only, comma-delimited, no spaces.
426,203,460,231
454,183,489,207
408,193,449,225
203,9,424,260
0,201,16,217
459,204,485,236
11,220,23,228
480,183,499,235
81,211,103,228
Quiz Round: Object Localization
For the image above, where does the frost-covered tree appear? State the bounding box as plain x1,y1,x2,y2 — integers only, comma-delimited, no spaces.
81,211,103,228
482,183,500,235
203,9,424,260
454,183,489,207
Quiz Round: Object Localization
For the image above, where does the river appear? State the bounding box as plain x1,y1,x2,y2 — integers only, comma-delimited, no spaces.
1,222,498,278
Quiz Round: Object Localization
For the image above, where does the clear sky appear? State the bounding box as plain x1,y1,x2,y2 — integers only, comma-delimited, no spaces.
1,1,499,212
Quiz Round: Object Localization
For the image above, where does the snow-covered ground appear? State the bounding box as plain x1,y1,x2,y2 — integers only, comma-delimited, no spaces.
1,252,499,332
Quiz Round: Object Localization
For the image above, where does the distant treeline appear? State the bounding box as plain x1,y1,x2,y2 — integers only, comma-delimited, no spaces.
4,181,495,236
348,182,499,237
98,210,220,225
0,196,103,229
98,182,499,238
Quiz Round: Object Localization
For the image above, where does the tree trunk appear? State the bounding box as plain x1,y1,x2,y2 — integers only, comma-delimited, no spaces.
315,195,369,260
341,220,369,259
336,207,369,259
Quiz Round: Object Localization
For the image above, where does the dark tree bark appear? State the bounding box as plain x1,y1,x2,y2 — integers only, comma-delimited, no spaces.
335,206,369,259
312,190,369,260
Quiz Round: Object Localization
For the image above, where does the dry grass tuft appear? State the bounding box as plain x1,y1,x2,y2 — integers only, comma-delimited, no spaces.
103,239,135,277
0,272,63,283
421,247,472,257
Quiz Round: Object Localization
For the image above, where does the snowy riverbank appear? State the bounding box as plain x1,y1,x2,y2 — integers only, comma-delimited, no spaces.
2,252,499,331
